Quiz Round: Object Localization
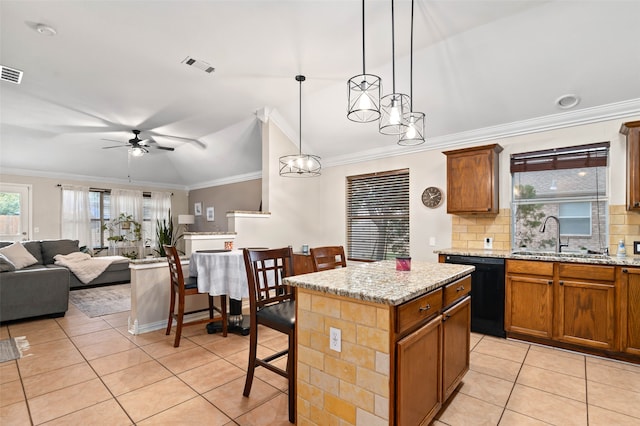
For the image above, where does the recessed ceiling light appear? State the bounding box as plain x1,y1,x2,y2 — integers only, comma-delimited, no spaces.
555,94,580,109
35,23,57,36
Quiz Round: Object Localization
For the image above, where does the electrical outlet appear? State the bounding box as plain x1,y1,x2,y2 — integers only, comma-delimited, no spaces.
484,237,493,250
329,327,341,352
429,237,436,246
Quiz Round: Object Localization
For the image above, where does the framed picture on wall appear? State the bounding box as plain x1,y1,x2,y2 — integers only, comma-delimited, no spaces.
194,202,203,216
206,207,215,222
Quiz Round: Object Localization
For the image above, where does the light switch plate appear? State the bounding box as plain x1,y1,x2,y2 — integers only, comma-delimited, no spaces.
634,241,640,255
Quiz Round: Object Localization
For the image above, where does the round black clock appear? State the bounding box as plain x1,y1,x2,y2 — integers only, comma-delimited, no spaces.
422,187,443,208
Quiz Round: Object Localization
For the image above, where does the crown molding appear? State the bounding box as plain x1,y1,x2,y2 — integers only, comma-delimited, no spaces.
0,167,189,190
323,98,640,168
186,170,262,191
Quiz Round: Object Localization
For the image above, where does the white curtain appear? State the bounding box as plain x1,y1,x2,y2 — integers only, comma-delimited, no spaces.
109,189,143,223
61,185,91,249
149,191,172,251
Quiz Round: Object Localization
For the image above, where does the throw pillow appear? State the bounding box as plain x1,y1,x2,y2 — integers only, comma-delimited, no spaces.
0,242,38,269
0,253,16,272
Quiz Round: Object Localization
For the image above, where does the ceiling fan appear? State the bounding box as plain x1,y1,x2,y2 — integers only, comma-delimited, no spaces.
101,129,175,157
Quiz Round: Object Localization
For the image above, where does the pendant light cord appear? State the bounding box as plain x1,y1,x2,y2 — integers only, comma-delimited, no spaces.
410,0,414,108
391,0,396,94
361,0,366,74
299,77,302,155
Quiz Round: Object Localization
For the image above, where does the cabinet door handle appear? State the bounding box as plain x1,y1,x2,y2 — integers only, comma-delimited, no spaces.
548,280,553,285
456,285,465,292
559,281,564,286
442,314,451,322
623,268,629,273
419,304,431,312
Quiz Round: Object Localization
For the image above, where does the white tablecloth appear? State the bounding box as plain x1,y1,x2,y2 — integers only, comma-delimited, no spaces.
189,250,249,300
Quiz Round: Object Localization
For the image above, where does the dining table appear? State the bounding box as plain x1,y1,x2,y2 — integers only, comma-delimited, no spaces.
189,249,250,335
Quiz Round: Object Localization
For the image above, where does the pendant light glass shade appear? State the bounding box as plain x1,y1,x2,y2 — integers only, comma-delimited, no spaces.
399,0,425,145
379,93,410,135
347,74,381,122
279,75,321,177
398,111,425,145
347,0,381,123
379,0,410,136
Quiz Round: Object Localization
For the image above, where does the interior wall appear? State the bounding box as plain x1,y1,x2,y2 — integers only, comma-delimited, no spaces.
188,179,262,232
300,116,637,262
0,173,189,241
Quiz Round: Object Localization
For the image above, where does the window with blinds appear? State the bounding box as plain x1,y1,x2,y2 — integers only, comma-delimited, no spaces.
511,142,609,253
346,169,409,261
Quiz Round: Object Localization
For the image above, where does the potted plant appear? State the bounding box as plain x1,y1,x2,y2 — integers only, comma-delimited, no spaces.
102,213,143,259
154,209,183,257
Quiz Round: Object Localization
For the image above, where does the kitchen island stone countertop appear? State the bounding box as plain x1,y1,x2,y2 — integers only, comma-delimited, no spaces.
436,248,640,266
284,260,474,306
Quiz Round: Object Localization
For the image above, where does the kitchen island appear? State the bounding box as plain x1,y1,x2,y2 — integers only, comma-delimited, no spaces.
284,260,474,426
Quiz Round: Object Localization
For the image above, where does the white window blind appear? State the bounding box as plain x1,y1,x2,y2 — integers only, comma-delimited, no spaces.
347,169,409,261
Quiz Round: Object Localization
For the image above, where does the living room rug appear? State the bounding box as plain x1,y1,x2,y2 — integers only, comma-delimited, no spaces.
0,337,29,363
69,283,131,318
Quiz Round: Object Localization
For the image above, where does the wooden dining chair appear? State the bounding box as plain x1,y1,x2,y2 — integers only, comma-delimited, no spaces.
242,247,296,423
164,245,227,347
309,245,347,272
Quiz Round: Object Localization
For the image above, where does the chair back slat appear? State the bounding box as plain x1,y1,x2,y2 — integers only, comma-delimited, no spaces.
164,245,184,287
243,247,295,310
310,246,347,272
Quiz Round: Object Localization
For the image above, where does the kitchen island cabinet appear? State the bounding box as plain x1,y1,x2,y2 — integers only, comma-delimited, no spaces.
285,260,474,426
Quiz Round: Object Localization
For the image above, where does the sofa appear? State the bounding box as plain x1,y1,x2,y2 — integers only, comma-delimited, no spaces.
0,239,130,322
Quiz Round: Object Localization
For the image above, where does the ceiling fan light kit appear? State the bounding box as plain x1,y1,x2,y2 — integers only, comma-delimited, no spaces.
347,0,381,123
279,75,322,177
102,129,175,157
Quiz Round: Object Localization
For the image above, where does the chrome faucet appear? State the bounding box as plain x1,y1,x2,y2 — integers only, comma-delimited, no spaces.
539,215,569,253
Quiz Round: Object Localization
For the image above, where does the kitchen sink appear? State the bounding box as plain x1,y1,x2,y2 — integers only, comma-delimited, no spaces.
510,251,610,260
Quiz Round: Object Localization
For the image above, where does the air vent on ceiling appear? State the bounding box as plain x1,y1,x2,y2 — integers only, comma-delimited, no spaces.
1,66,24,84
181,56,215,74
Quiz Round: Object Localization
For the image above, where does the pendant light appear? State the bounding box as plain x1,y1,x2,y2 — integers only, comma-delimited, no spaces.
398,0,425,145
279,75,321,177
347,0,381,123
379,0,410,136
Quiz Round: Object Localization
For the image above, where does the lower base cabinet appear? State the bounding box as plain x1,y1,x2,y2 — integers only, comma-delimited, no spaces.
621,267,640,356
396,315,443,426
395,276,471,425
442,296,471,400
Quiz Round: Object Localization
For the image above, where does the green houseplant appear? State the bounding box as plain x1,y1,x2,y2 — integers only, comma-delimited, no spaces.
101,213,143,259
154,209,182,257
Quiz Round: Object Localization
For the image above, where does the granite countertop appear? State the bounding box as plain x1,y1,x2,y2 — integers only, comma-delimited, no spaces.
435,248,640,266
284,260,474,306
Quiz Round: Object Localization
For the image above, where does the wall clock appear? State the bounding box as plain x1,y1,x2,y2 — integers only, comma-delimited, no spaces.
422,186,443,208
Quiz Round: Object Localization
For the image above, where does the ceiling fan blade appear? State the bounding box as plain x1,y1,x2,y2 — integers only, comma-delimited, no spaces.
101,138,123,143
102,145,127,149
154,146,175,151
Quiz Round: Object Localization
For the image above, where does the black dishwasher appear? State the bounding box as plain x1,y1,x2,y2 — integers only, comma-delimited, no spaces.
444,255,506,338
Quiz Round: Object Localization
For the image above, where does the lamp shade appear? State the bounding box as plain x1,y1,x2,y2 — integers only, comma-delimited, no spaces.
178,214,195,225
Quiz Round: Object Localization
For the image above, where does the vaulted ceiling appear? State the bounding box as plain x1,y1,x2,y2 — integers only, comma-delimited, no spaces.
1,1,639,189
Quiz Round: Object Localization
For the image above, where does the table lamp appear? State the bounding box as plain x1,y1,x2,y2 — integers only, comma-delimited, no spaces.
178,214,195,232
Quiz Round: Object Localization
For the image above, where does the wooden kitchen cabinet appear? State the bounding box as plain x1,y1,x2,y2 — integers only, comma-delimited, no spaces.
442,296,470,400
394,275,471,425
620,267,640,356
505,260,554,339
396,314,443,426
556,263,616,350
443,144,503,214
620,121,640,211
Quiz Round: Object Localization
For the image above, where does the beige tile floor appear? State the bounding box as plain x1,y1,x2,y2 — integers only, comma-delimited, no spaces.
1,303,639,425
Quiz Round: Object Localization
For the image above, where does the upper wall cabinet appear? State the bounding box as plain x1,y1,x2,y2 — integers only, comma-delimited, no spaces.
443,144,503,214
620,121,640,211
